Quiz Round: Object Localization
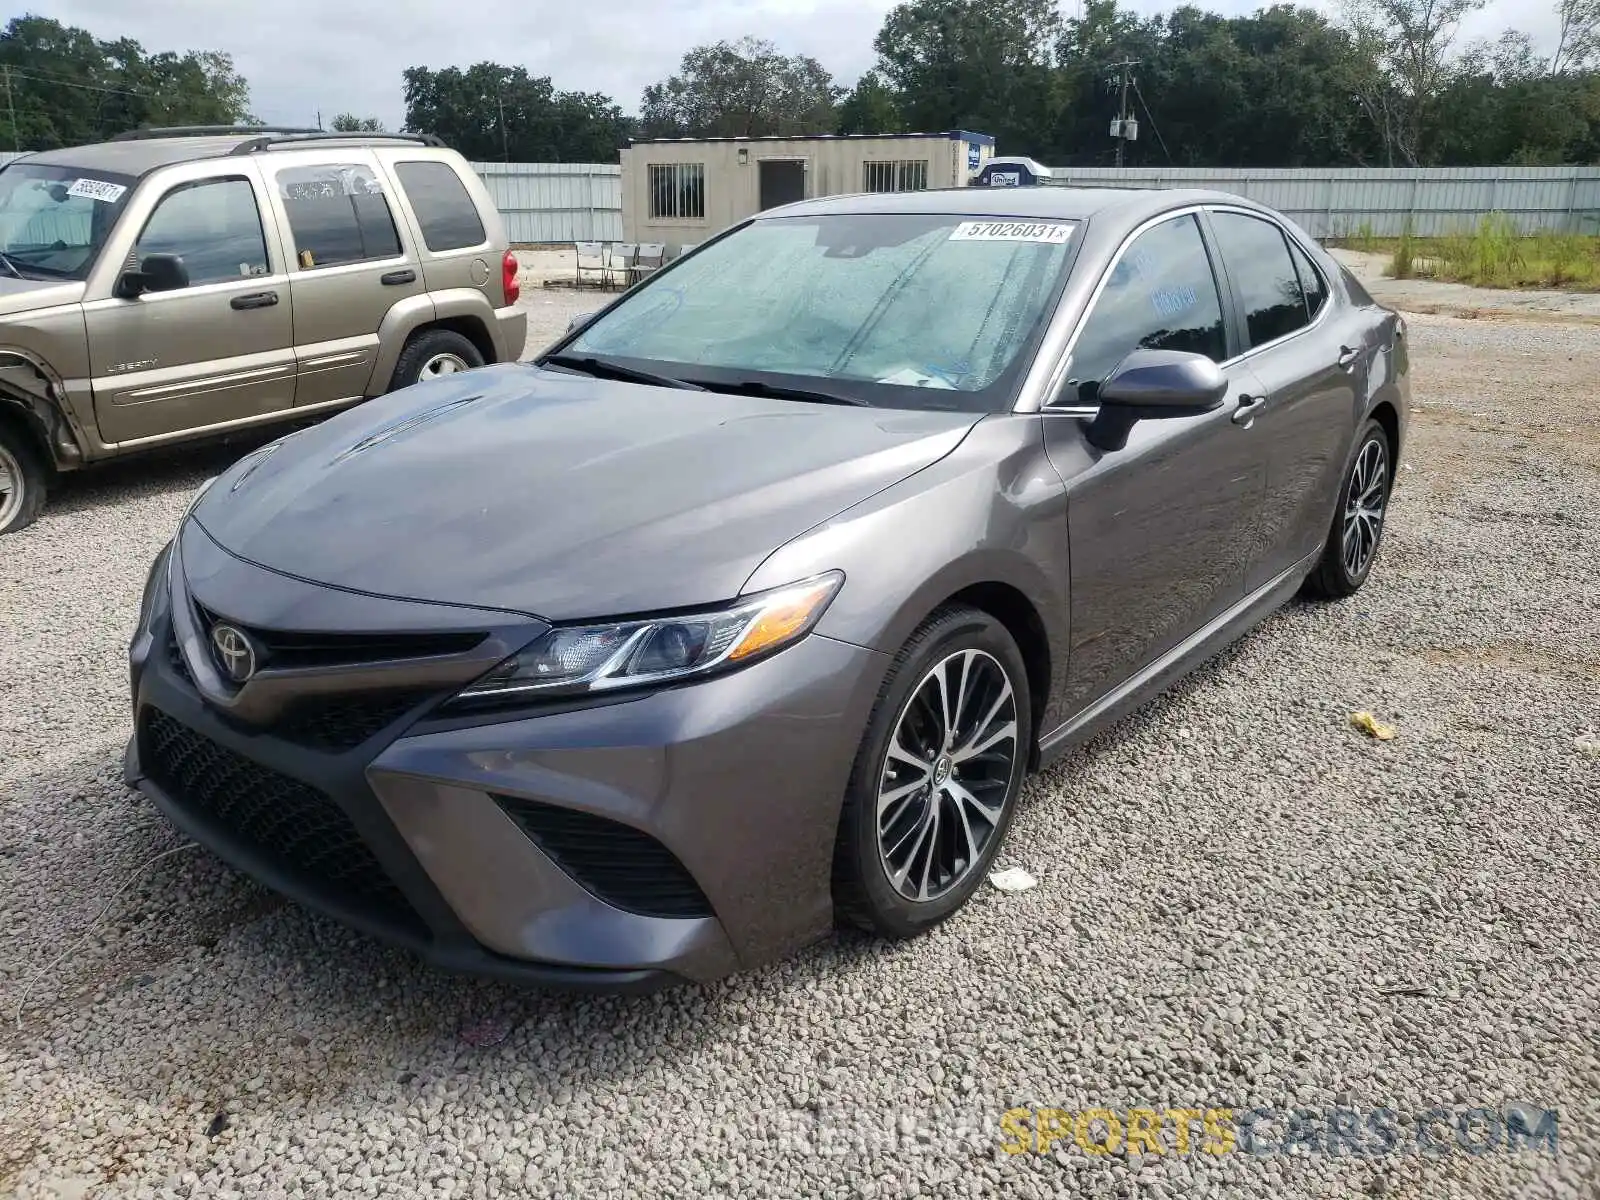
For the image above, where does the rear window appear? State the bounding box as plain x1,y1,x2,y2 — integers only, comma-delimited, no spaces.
394,161,486,252
276,163,402,268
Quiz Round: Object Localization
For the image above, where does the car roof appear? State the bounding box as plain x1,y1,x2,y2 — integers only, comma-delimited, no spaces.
769,186,1250,225
17,131,448,179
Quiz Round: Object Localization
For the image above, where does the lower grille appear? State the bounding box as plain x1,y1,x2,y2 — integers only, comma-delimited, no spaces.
141,708,422,931
494,795,713,919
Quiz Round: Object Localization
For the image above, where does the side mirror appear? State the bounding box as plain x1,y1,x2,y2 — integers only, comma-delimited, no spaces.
116,253,189,299
1084,349,1228,452
567,312,596,334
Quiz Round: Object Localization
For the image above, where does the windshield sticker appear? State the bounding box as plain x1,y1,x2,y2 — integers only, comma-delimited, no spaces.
66,178,127,204
950,221,1073,244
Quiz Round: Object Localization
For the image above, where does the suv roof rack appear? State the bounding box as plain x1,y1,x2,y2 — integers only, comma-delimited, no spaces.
108,125,446,151
228,131,446,154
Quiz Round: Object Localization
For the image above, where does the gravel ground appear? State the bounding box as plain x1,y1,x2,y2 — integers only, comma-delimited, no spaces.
2,307,1598,1199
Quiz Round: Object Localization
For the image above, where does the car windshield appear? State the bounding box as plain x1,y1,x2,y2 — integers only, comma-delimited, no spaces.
0,163,136,280
561,212,1080,412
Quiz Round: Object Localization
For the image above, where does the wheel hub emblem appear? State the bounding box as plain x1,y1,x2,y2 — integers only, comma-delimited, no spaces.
210,622,258,684
932,755,953,787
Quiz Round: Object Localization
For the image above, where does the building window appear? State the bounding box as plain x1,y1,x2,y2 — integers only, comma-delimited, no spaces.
648,163,706,221
863,160,929,194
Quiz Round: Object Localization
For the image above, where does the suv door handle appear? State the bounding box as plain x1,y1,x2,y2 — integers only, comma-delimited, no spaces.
230,291,279,310
1232,393,1267,426
1337,345,1361,371
380,269,417,286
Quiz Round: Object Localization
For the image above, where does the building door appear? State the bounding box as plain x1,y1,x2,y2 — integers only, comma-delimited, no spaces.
758,160,806,211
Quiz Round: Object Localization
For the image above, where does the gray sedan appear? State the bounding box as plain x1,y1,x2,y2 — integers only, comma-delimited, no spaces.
126,186,1409,988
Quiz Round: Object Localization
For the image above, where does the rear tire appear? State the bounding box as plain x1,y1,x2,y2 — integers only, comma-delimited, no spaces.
0,420,47,536
1302,418,1392,599
833,605,1031,939
388,329,486,392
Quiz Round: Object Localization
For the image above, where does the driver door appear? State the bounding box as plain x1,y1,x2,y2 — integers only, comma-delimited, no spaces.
1042,211,1268,718
82,162,295,446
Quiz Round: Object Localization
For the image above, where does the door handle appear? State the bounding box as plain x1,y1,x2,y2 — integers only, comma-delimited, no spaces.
380,269,417,286
1337,345,1360,371
1232,393,1267,426
230,291,279,310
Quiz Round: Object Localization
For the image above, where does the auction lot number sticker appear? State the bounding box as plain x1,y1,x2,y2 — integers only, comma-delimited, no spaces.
950,221,1074,244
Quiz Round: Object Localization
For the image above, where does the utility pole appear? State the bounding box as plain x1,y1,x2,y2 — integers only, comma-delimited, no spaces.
4,66,17,153
1109,59,1139,170
497,95,509,162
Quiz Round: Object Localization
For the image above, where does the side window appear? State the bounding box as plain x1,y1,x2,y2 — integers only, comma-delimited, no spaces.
135,177,269,286
393,161,486,252
1209,212,1310,349
276,163,401,269
1286,237,1327,321
1066,213,1226,399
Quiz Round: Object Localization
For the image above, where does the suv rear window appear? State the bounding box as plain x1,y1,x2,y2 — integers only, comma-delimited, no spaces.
276,163,401,268
394,161,486,252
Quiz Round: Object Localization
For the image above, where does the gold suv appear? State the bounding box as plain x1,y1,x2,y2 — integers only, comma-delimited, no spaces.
0,125,527,534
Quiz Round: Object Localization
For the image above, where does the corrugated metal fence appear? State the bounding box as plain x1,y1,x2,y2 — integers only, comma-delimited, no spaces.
1047,166,1600,238
468,161,622,243
4,152,1595,241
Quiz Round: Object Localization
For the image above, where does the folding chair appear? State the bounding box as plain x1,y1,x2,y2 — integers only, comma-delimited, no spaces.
574,242,606,289
632,243,665,284
605,243,637,289
675,243,699,260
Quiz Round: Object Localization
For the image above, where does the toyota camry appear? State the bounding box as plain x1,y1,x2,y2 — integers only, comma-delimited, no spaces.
127,186,1409,989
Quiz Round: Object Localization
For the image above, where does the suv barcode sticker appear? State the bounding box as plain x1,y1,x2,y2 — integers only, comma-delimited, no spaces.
950,221,1072,244
67,178,128,204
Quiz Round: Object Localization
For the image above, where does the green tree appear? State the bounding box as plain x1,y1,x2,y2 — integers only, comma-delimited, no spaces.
836,70,906,134
873,0,1063,155
0,16,250,151
331,113,385,133
402,64,629,160
640,37,842,138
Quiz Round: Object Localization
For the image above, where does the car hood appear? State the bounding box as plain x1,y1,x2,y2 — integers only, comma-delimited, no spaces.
0,275,86,316
193,364,980,620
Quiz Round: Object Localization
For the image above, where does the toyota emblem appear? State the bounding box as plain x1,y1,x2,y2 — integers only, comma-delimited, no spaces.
210,622,258,684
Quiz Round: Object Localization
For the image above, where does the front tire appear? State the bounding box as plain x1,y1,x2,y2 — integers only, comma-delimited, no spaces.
388,329,486,392
833,606,1031,939
0,421,47,536
1303,418,1392,599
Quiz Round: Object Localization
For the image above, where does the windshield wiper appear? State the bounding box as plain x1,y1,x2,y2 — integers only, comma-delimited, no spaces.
542,353,704,391
692,378,871,407
0,251,24,280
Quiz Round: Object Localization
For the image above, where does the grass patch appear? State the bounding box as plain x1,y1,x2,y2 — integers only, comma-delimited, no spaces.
1327,215,1600,290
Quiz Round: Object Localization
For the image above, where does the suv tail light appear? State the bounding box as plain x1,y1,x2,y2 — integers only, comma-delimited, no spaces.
502,250,521,305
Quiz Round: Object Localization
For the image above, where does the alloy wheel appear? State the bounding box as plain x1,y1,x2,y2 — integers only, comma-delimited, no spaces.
1341,436,1388,580
420,353,470,380
876,648,1019,902
0,442,23,530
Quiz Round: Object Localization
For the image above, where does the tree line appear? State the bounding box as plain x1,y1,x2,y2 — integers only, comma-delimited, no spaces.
5,2,1599,167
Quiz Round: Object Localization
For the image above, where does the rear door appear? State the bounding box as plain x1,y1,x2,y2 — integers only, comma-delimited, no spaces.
259,150,426,408
83,162,295,445
1203,208,1360,590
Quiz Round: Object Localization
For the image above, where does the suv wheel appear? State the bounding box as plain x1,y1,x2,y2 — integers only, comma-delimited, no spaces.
0,421,47,536
833,605,1031,940
390,329,486,392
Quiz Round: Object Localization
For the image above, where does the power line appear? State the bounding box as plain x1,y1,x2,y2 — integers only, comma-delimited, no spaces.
0,65,172,102
1130,76,1171,164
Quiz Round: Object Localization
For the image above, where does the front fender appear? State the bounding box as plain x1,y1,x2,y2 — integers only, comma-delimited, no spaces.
740,414,1075,732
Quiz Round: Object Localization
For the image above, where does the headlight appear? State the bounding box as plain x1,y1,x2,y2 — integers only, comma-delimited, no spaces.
449,572,844,708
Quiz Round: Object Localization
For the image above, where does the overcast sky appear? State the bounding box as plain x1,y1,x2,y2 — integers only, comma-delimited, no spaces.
34,0,1561,131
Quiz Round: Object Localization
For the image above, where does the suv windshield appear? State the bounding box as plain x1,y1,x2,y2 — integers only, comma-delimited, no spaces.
0,163,135,280
561,213,1080,412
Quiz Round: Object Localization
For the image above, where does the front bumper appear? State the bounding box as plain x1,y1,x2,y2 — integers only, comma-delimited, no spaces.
125,524,886,988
